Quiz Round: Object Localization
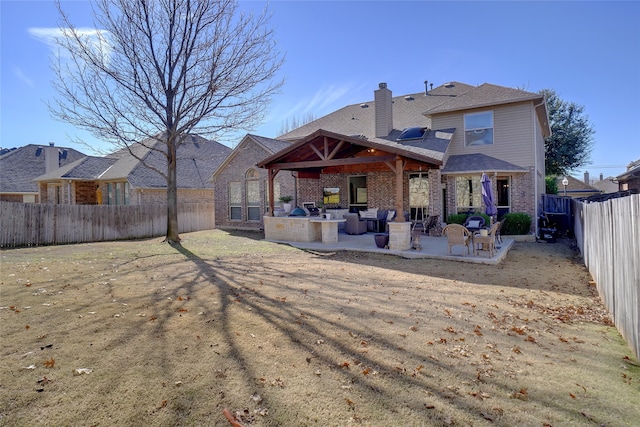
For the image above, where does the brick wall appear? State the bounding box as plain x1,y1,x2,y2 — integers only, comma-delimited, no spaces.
75,181,98,205
214,141,294,229
444,169,536,233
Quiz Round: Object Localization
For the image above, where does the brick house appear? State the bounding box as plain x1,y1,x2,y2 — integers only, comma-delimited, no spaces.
211,134,294,229
34,134,231,206
258,81,551,234
617,159,640,192
0,143,86,203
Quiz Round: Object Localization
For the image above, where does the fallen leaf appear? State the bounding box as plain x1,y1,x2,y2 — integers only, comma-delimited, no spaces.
43,358,55,368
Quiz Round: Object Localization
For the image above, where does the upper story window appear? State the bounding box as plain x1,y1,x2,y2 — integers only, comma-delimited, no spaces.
464,111,494,146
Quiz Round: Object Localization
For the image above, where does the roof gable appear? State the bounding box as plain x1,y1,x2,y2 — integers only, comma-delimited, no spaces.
424,83,543,115
211,134,293,180
0,144,86,193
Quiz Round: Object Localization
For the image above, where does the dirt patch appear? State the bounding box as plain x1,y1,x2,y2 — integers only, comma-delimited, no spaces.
1,230,638,426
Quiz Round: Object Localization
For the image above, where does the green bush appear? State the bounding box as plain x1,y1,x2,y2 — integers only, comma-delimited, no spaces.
501,212,532,235
446,213,491,226
446,214,468,225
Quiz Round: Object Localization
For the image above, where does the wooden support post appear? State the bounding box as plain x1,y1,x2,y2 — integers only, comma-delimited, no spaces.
395,157,404,222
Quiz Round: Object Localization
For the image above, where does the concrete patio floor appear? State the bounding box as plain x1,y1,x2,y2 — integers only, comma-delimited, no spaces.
267,231,516,265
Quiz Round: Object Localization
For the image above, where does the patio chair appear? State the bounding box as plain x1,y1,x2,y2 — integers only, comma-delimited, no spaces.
473,221,501,257
344,213,367,235
442,224,472,255
424,215,440,232
464,215,485,232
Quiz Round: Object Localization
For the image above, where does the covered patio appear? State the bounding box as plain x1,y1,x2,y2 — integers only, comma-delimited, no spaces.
265,229,517,265
258,129,454,251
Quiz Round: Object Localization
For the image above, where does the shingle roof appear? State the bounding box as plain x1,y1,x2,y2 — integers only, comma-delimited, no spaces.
34,156,118,181
0,144,86,193
277,82,475,142
212,134,294,180
31,135,232,190
110,135,231,188
441,153,527,174
247,134,292,154
424,83,543,115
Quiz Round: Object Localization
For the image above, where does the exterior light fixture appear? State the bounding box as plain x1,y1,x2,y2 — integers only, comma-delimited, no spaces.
562,177,569,196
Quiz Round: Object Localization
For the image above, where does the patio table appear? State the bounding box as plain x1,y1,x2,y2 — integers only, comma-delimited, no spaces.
309,218,346,244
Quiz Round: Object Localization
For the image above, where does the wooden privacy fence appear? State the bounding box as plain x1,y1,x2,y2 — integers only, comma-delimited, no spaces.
573,194,640,359
0,202,214,247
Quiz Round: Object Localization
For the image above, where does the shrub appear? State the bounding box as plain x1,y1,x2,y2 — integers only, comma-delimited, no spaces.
501,212,532,235
446,213,491,226
446,214,467,225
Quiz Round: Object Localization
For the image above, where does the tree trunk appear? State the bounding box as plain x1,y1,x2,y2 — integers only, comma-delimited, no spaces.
166,140,180,244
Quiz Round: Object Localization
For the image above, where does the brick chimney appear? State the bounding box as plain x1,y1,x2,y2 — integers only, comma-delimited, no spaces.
45,142,59,173
374,82,393,138
583,171,590,184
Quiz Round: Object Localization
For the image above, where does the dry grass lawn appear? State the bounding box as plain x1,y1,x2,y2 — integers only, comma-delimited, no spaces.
1,230,638,427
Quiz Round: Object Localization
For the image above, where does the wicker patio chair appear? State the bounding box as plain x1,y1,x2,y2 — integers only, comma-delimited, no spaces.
473,221,501,257
344,213,367,235
442,223,472,255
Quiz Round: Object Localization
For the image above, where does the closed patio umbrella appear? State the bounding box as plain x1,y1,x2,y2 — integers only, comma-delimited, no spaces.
481,173,497,217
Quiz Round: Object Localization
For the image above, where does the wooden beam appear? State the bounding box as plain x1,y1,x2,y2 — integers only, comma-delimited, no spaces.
395,157,405,222
324,136,329,159
269,155,396,170
268,168,278,216
309,144,325,160
328,140,345,160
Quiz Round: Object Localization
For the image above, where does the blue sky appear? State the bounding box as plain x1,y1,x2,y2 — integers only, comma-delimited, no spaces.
1,0,639,179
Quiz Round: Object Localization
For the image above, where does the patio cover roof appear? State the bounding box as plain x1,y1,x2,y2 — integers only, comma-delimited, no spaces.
257,128,455,217
256,128,455,173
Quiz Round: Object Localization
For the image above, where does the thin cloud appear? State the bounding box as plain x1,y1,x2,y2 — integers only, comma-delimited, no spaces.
280,82,362,120
28,27,112,62
13,66,34,88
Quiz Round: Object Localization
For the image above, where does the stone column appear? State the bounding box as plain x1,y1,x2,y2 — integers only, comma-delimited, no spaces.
388,221,411,251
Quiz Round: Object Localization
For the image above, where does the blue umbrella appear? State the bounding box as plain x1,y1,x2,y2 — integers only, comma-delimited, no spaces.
481,173,497,217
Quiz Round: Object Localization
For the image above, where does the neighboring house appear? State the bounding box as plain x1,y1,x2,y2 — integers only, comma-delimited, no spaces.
617,159,640,192
211,134,294,229
34,135,231,206
0,143,86,203
556,175,601,199
258,81,550,232
590,173,619,194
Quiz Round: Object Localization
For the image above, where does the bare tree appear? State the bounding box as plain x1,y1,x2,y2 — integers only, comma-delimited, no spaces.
50,0,284,244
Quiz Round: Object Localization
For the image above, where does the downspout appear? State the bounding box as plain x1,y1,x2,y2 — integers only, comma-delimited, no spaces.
533,99,545,238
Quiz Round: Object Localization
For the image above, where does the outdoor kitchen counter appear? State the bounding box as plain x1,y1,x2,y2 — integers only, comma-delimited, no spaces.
308,218,346,244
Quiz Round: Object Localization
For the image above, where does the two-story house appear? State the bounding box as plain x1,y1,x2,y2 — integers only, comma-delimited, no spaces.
257,81,550,237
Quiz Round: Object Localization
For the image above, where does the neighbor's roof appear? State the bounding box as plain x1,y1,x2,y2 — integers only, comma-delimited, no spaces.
34,156,117,181
277,81,475,143
109,135,232,189
32,135,232,190
617,159,640,182
0,144,86,193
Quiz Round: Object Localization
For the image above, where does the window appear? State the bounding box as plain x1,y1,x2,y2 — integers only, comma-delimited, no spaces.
107,183,114,205
455,176,482,212
409,173,429,220
123,182,130,205
229,182,242,220
464,111,493,146
246,169,260,221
